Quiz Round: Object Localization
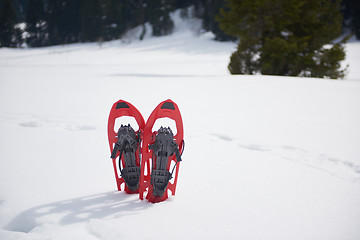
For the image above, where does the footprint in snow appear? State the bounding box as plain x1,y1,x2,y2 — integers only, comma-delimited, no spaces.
18,121,42,128
209,133,234,141
237,143,270,152
65,124,96,131
208,132,360,180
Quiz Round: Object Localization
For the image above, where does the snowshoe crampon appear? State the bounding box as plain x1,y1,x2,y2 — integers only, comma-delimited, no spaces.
108,100,145,193
140,99,184,203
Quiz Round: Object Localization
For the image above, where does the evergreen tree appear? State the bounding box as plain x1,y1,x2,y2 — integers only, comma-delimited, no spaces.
146,0,174,36
57,0,81,43
47,0,81,45
218,0,347,79
80,0,102,42
25,0,48,47
101,0,125,41
196,0,234,41
342,0,360,39
0,0,20,47
46,0,62,45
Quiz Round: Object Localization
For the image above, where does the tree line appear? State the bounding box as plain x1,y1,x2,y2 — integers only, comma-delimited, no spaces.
1,0,359,48
1,0,359,79
217,0,356,79
0,0,231,48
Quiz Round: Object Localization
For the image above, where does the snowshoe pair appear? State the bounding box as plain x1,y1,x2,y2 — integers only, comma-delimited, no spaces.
107,99,184,203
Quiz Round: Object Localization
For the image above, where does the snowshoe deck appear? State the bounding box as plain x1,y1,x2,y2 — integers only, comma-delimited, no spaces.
108,100,145,193
140,99,184,203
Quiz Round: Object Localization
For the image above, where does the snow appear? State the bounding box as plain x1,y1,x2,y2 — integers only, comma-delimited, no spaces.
1,13,360,240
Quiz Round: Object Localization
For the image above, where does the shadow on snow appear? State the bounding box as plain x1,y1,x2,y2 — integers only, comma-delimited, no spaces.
5,191,152,233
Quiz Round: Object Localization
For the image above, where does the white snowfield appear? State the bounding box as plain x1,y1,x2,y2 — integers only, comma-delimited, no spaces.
1,15,360,240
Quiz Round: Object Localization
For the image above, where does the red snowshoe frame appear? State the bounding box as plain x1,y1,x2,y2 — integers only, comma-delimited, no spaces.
139,99,184,203
107,100,145,193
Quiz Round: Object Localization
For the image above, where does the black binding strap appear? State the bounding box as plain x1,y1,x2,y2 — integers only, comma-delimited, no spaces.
111,140,125,174
169,140,184,178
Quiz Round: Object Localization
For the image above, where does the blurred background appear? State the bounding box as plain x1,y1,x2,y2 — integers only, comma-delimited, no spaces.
0,0,359,48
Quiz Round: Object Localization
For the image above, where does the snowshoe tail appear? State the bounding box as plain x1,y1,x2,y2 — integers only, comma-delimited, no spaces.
108,100,145,193
140,99,184,203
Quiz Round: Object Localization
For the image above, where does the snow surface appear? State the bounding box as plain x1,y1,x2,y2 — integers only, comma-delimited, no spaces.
1,13,360,240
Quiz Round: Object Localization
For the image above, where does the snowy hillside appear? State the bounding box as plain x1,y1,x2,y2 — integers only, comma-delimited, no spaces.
1,15,360,240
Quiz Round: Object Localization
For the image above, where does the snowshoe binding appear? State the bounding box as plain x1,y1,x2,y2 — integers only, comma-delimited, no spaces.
149,127,182,197
111,124,141,192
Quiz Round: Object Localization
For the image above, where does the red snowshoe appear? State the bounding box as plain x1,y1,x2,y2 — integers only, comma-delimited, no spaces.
107,100,145,193
139,99,184,203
